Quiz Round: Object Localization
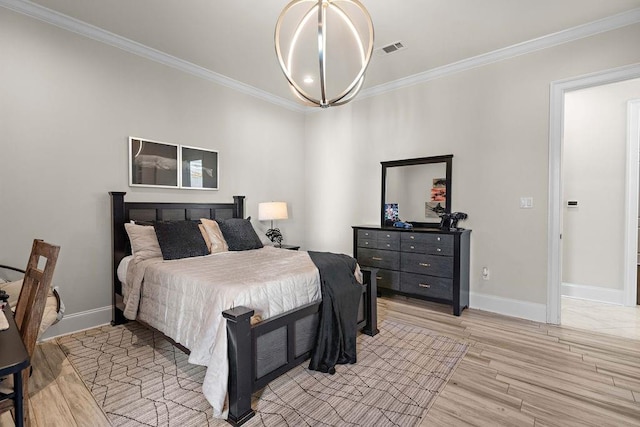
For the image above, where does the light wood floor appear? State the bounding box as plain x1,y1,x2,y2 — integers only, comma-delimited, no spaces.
2,297,640,426
562,296,640,340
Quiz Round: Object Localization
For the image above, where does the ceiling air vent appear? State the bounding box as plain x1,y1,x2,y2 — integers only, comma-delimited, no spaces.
377,41,406,55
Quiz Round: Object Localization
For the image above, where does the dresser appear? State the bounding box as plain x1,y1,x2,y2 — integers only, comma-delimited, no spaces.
353,226,471,316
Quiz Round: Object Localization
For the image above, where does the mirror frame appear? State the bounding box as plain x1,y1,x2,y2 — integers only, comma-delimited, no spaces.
381,154,453,228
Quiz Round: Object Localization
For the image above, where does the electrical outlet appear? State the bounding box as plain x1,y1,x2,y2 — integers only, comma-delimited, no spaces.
482,267,490,280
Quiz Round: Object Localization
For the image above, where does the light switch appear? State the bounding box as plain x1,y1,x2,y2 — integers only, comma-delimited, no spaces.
520,197,533,209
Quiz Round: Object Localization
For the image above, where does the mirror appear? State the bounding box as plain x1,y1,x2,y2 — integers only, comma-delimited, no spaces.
381,155,453,228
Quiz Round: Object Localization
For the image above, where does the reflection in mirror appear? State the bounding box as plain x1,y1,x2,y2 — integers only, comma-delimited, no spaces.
381,155,453,227
385,163,447,221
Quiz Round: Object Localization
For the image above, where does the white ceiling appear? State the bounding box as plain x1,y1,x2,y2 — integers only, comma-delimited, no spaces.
17,0,640,104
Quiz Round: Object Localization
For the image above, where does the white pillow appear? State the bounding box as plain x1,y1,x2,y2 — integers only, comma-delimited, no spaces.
124,223,162,260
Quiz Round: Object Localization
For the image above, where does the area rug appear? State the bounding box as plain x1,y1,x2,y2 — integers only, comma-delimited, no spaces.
58,320,467,427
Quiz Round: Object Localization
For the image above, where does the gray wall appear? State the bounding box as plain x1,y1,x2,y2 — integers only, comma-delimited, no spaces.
304,23,640,314
0,9,306,321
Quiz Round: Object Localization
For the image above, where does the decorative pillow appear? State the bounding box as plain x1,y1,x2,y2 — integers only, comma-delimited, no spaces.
200,218,229,254
124,223,163,260
198,224,213,252
153,221,209,260
217,217,264,251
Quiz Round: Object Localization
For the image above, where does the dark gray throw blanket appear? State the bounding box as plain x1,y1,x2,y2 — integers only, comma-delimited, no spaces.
307,251,363,374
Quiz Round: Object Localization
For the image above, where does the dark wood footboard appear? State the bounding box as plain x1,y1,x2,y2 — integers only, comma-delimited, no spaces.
223,269,378,426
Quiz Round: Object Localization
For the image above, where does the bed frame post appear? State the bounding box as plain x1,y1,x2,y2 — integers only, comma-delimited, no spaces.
233,196,245,219
361,267,379,336
223,306,255,426
109,191,127,326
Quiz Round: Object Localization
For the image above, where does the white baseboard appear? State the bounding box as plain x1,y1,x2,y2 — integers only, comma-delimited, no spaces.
469,292,547,323
40,305,111,341
38,293,553,340
561,282,624,305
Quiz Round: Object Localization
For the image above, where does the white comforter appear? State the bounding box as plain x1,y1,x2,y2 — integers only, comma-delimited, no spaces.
122,246,321,418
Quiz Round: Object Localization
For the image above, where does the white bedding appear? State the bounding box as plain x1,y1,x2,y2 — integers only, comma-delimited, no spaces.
121,246,321,418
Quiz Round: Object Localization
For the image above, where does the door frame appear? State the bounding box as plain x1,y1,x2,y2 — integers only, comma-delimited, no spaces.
625,99,640,306
547,63,640,324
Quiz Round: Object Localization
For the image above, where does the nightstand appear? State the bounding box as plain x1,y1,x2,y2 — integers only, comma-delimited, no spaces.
276,244,300,251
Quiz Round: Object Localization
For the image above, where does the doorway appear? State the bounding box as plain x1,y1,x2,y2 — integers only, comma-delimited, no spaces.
548,63,640,326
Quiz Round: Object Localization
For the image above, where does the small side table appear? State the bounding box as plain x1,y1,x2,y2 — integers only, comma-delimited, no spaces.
0,305,30,427
276,244,300,251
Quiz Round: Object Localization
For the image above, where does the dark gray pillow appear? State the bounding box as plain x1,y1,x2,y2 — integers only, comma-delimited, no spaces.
154,221,209,260
217,217,263,251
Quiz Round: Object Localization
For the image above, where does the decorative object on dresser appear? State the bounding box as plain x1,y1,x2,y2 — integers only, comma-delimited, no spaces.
354,226,470,316
258,201,289,246
440,211,468,230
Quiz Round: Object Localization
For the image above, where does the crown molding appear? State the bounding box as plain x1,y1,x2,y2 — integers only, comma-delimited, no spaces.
359,7,640,100
0,0,307,113
2,0,639,112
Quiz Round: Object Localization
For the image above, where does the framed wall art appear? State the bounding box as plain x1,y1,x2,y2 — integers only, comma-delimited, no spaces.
180,145,219,190
129,137,179,188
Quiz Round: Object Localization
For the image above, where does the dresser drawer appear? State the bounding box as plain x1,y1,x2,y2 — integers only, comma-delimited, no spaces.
357,248,400,270
357,238,376,248
400,272,453,300
377,230,400,243
401,233,453,256
401,241,428,254
376,238,400,251
374,269,400,291
357,229,379,240
401,253,453,278
425,236,454,256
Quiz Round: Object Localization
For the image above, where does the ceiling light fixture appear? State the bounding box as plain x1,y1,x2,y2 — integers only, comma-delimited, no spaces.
275,0,374,108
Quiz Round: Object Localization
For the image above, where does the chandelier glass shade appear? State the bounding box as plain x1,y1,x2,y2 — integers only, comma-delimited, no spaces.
275,0,374,108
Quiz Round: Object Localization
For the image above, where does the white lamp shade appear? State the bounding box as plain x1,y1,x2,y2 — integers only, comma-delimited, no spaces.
258,202,289,221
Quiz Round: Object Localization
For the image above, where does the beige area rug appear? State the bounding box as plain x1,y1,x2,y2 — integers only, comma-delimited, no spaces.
58,320,467,426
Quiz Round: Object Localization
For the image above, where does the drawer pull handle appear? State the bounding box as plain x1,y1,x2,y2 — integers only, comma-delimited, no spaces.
410,236,415,240
376,276,383,280
419,263,431,267
372,257,383,261
386,244,391,247
365,242,369,245
437,248,441,252
419,283,431,288
437,237,441,241
386,234,391,238
410,245,415,249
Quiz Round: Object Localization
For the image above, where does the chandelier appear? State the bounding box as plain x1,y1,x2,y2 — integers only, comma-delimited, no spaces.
275,0,374,108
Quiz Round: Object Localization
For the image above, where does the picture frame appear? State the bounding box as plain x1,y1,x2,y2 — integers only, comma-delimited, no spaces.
129,137,179,188
180,145,219,190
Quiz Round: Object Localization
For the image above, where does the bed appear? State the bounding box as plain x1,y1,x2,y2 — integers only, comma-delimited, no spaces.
109,192,378,425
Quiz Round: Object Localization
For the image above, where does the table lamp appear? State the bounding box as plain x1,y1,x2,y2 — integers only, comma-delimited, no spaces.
258,202,288,246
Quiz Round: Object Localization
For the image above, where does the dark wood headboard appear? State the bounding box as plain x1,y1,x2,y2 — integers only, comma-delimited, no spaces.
108,191,245,324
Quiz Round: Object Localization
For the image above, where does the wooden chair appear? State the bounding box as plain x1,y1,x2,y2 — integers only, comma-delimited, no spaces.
0,240,60,426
